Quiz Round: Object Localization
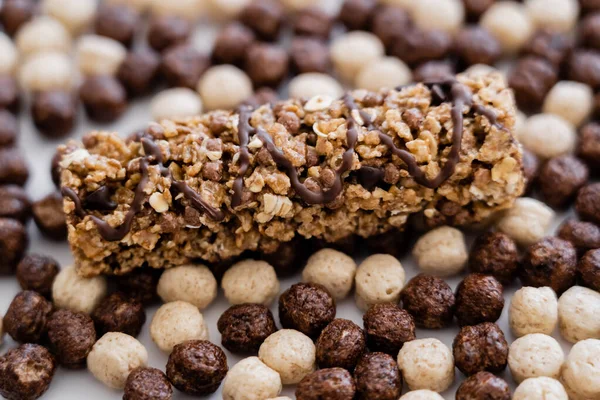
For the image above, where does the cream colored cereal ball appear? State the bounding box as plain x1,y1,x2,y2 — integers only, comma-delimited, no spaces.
508,333,565,383
87,332,148,389
496,197,555,247
355,254,406,311
397,338,454,392
207,0,250,19
106,0,151,11
558,286,600,343
302,248,357,300
19,52,75,92
149,0,207,20
520,114,577,159
480,2,533,54
258,329,316,385
288,73,344,99
560,339,600,400
514,110,527,141
514,377,569,400
42,0,97,34
399,391,445,400
198,65,253,110
76,35,127,77
330,31,384,82
222,357,282,400
221,260,279,306
52,264,107,314
15,16,72,57
150,88,203,121
543,81,593,127
157,264,217,310
525,0,579,33
411,0,465,35
150,301,209,353
510,286,558,337
413,226,467,276
0,32,18,75
355,57,412,92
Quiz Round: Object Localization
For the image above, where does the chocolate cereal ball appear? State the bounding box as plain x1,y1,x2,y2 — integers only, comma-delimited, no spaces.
92,292,146,337
117,49,161,96
244,43,289,87
16,254,59,298
0,185,30,223
509,57,558,112
147,15,191,52
212,22,255,66
391,28,452,67
217,303,277,354
293,7,332,39
520,237,577,294
568,50,600,90
538,155,590,208
371,6,411,50
455,274,504,327
94,4,139,47
338,0,376,30
0,218,28,274
80,75,127,123
123,367,173,400
290,37,330,74
469,232,519,285
295,368,356,400
456,371,511,400
354,352,402,400
316,319,365,370
279,282,336,339
115,267,161,305
576,183,600,225
31,90,77,138
363,303,416,356
454,26,501,67
161,45,210,90
579,249,600,291
3,290,53,343
239,0,284,41
32,192,66,240
166,340,228,396
453,323,509,376
0,344,56,400
557,220,600,255
579,122,600,172
46,309,96,368
400,274,455,329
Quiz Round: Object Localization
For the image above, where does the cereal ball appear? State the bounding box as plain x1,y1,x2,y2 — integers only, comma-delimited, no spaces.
0,76,19,116
579,123,600,172
166,340,228,395
16,254,59,298
524,0,579,33
47,309,96,368
32,192,67,240
371,6,411,50
222,357,282,400
161,45,210,90
157,264,216,310
330,31,384,82
149,0,206,20
355,254,406,311
123,367,172,400
19,52,74,92
496,197,555,247
521,237,577,294
115,268,162,305
413,226,468,277
207,0,251,20
463,0,494,21
94,4,140,47
222,260,279,306
302,249,356,300
288,73,344,99
543,81,593,127
147,15,191,52
455,274,504,327
198,65,253,110
0,344,56,400
31,90,77,138
412,0,465,34
76,35,127,77
558,286,600,343
363,303,416,356
15,16,71,57
576,183,600,225
150,301,209,353
456,372,510,400
522,149,541,192
568,50,600,90
468,232,518,284
454,26,502,67
509,58,558,113
316,319,365,370
295,368,355,400
391,28,452,67
480,2,533,54
244,42,289,87
87,332,148,389
0,185,30,223
212,22,255,66
239,0,284,41
217,303,277,354
0,32,17,75
397,338,455,392
0,0,36,37
339,0,376,30
3,290,52,344
509,286,558,337
52,265,107,314
399,390,445,400
539,156,589,208
522,30,573,69
560,339,600,400
400,274,455,329
579,249,600,291
453,323,508,376
508,333,564,383
354,352,401,400
513,377,568,400
42,0,97,34
279,282,335,338
414,61,454,82
92,292,146,337
355,57,411,92
258,329,316,385
0,218,28,274
150,88,202,121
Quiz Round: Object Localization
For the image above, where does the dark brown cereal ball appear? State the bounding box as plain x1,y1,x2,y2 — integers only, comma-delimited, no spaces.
453,323,509,376
582,12,600,50
579,249,600,291
295,368,356,400
117,49,161,96
0,147,29,186
365,230,409,259
0,344,56,400
582,0,600,14
469,232,519,285
217,303,277,354
579,122,600,172
456,371,511,400
455,274,504,327
244,43,289,87
161,45,210,89
538,155,590,208
568,50,600,89
509,56,558,112
279,282,336,338
400,274,455,329
32,192,67,241
338,0,377,30
80,76,127,123
3,290,53,343
290,37,330,74
31,91,77,138
166,340,228,396
124,367,173,400
94,4,139,47
522,148,541,192
92,292,146,337
0,0,34,36
0,185,31,223
576,183,600,225
0,218,28,274
521,30,574,68
557,220,600,255
363,303,416,356
147,15,191,52
354,352,402,400
261,237,309,277
463,0,494,21
212,22,255,66
0,110,17,149
0,76,20,114
46,309,96,368
371,5,411,50
316,318,365,370
521,237,578,294
16,254,59,298
115,268,161,305
239,0,284,41
293,7,333,39
454,26,501,67
391,28,452,67
413,60,455,82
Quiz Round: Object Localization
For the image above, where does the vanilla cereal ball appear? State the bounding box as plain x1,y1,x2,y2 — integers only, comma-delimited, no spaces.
560,339,600,400
149,0,207,20
413,226,468,276
150,88,203,121
355,57,412,92
519,114,577,159
288,73,344,99
302,249,357,300
496,197,555,247
510,286,558,337
355,254,406,311
222,357,282,400
150,301,209,353
15,16,72,57
76,35,127,77
508,333,565,383
207,0,251,19
0,32,18,75
411,0,465,35
19,52,75,92
87,332,148,389
157,264,217,310
221,260,279,306
399,390,445,400
42,0,97,34
330,31,384,82
525,0,579,33
106,0,151,11
558,286,600,343
543,81,593,127
198,65,253,110
52,264,107,314
258,329,316,385
397,338,454,392
514,110,527,141
480,2,533,54
513,377,568,400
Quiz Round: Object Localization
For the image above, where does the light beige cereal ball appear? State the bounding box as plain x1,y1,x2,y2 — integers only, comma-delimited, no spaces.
519,114,577,159
222,260,279,306
514,110,527,141
258,329,316,385
513,377,568,400
198,65,253,110
149,0,207,20
508,333,565,383
558,286,600,343
399,390,445,400
0,32,18,75
288,73,344,99
150,301,209,353
150,88,203,121
87,332,148,389
355,57,412,92
525,0,579,33
543,81,593,127
207,0,250,19
480,2,533,54
411,0,465,35
510,286,558,337
222,357,282,400
397,338,454,392
42,0,97,34
330,31,384,82
413,226,467,276
302,248,357,300
496,197,555,247
19,52,74,92
157,264,217,310
15,16,72,57
52,264,107,314
76,35,127,76
560,339,600,400
355,254,406,311
106,0,151,11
